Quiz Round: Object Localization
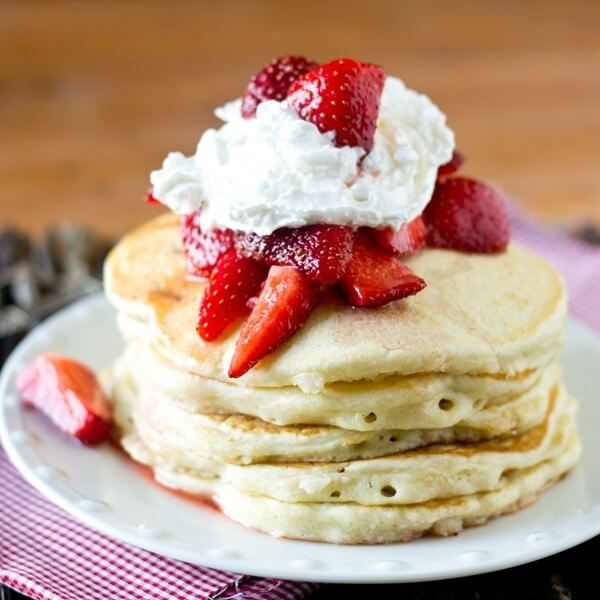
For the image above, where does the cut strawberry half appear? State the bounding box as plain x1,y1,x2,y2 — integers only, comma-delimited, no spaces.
437,151,465,182
373,217,426,255
236,224,354,285
241,55,317,118
228,266,318,378
181,211,236,278
342,232,426,307
197,250,267,341
424,176,510,253
17,353,112,445
287,58,385,151
145,186,161,206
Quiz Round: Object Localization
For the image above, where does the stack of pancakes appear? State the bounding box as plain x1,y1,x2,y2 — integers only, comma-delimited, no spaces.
103,214,580,544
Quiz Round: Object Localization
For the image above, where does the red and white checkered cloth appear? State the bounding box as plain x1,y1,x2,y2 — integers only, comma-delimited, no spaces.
0,450,319,600
1,211,599,600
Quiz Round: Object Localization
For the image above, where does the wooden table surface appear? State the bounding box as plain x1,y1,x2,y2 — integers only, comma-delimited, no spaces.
1,0,599,238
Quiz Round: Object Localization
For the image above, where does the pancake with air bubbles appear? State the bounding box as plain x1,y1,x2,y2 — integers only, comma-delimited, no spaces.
120,386,575,506
113,340,549,432
105,214,567,388
215,389,574,506
108,346,560,461
105,353,556,465
116,385,579,544
215,441,580,544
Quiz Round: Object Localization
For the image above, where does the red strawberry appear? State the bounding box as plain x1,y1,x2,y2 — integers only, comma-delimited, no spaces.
342,232,426,307
181,211,236,278
17,353,112,445
229,266,317,378
373,217,426,255
437,151,465,181
424,177,510,253
241,55,317,118
287,58,385,151
145,187,161,206
197,250,267,341
236,225,354,285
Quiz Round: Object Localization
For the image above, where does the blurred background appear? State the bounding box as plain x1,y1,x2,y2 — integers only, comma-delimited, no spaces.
1,0,599,238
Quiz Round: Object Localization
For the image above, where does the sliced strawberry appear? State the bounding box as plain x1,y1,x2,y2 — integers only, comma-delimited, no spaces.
229,266,317,378
342,232,426,307
17,353,112,445
287,58,385,151
236,224,354,285
241,55,317,118
197,250,267,341
181,211,236,278
424,176,510,253
145,186,161,206
437,151,465,181
373,217,426,255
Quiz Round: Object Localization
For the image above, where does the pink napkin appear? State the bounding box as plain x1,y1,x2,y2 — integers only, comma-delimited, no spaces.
1,212,599,600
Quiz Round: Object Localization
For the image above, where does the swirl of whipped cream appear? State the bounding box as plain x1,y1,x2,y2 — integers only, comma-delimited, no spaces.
150,77,455,235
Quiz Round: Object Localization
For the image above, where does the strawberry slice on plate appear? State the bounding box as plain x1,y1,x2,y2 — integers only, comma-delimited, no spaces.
17,353,112,445
342,231,426,307
287,58,385,151
236,224,355,285
181,210,236,278
241,55,317,118
229,266,318,378
373,217,426,255
197,250,267,341
437,151,465,182
424,176,509,253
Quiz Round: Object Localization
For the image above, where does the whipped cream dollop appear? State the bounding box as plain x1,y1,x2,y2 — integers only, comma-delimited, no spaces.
151,77,455,235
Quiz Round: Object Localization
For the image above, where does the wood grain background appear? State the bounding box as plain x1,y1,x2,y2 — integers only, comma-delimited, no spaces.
1,0,599,237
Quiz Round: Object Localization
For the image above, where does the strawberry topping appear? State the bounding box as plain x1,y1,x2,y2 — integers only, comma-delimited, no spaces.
342,231,426,307
424,176,510,253
287,58,385,151
241,55,317,119
197,250,267,341
168,58,511,376
373,217,427,255
228,266,317,378
145,187,161,206
437,151,465,181
181,211,236,278
236,224,354,285
17,353,112,445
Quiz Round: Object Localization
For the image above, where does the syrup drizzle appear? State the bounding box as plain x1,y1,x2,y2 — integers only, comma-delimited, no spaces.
111,441,221,514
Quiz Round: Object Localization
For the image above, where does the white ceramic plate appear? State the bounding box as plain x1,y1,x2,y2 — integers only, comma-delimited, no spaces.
1,294,599,584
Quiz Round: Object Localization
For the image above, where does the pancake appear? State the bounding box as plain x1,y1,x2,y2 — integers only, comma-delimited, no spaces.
104,214,579,544
215,438,580,544
214,389,574,505
104,214,566,389
114,379,572,503
106,354,556,465
111,341,553,432
116,387,579,543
